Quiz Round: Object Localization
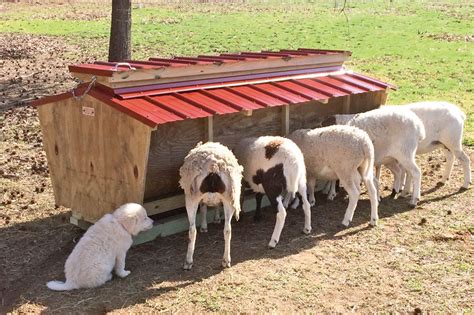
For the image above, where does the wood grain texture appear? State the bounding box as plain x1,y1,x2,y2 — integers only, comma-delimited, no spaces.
38,95,152,222
144,118,205,200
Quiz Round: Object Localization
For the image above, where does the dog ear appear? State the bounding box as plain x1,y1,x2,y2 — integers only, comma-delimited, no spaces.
120,214,139,236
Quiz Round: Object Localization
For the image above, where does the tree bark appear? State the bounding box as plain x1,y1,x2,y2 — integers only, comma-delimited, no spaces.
108,0,132,62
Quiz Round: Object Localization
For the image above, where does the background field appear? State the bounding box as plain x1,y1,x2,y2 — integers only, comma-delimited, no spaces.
0,1,473,313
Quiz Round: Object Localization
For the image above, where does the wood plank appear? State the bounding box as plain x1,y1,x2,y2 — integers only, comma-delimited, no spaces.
342,95,351,114
289,98,345,132
70,54,350,87
144,194,185,216
144,118,205,200
37,95,152,222
133,194,270,245
205,116,214,141
281,105,290,136
213,107,282,149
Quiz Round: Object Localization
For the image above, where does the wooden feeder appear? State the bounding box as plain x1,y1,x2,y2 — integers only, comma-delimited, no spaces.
33,48,395,243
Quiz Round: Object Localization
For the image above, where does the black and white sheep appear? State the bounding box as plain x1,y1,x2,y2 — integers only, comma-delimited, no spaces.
234,136,312,248
179,142,243,270
320,107,426,206
289,125,379,226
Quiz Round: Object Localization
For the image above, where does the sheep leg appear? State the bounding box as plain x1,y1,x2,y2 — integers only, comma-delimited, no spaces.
364,176,379,226
183,197,200,270
400,173,413,197
397,156,421,207
440,148,454,185
268,195,287,248
452,147,472,189
327,180,337,200
307,177,317,207
298,181,312,234
321,181,331,195
341,180,361,227
254,192,264,222
200,203,208,233
375,165,382,202
290,193,301,209
221,200,233,268
386,161,403,197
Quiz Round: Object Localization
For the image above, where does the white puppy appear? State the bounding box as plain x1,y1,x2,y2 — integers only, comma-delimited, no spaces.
47,203,153,291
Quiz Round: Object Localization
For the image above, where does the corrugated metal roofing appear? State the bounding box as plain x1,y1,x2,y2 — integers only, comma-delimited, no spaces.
33,70,395,128
68,48,352,76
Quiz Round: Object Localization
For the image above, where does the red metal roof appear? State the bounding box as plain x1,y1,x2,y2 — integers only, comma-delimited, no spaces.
68,48,352,77
33,70,396,128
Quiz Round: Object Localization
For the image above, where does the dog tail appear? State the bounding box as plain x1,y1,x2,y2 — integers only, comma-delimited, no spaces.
46,280,75,291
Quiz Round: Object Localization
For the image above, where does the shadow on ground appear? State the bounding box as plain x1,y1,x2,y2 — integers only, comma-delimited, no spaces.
1,184,468,314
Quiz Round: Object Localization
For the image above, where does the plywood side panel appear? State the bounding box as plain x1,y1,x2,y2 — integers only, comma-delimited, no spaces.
349,91,385,113
289,98,344,132
213,107,282,149
38,95,152,222
144,118,204,200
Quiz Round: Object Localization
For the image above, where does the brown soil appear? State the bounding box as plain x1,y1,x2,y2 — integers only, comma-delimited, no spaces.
0,34,473,314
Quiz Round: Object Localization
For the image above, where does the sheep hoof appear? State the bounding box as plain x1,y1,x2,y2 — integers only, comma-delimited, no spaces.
400,192,410,198
309,200,316,207
390,189,397,198
460,185,469,191
268,239,278,249
200,227,208,233
327,193,337,201
183,261,193,270
370,219,378,227
302,227,312,235
290,198,300,209
341,219,351,227
409,199,419,208
222,259,231,268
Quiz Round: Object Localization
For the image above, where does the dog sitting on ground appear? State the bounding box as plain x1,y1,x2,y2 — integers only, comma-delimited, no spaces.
47,203,153,291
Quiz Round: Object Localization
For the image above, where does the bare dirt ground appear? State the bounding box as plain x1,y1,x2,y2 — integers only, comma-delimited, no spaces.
1,34,473,314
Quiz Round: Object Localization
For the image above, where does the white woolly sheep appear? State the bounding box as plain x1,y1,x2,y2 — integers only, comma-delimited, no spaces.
289,125,379,226
179,142,243,270
384,101,471,193
234,136,312,248
320,107,426,206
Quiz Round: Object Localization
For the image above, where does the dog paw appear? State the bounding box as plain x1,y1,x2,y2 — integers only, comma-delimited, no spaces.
117,270,131,278
183,261,193,270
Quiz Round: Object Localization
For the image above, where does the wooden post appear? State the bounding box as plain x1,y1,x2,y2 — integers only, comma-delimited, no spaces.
281,105,290,136
205,116,213,142
342,95,351,114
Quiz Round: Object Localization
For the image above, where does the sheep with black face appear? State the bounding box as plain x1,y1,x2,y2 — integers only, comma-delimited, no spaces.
179,142,243,270
234,136,312,248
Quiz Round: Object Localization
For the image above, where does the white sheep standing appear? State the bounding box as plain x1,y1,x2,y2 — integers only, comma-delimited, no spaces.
179,142,243,270
319,107,426,206
289,125,379,226
384,101,471,194
234,136,312,248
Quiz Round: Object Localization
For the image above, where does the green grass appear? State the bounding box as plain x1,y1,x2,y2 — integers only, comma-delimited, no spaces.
1,0,473,143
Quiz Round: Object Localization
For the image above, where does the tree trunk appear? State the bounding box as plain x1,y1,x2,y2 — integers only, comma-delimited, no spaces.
108,0,132,62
